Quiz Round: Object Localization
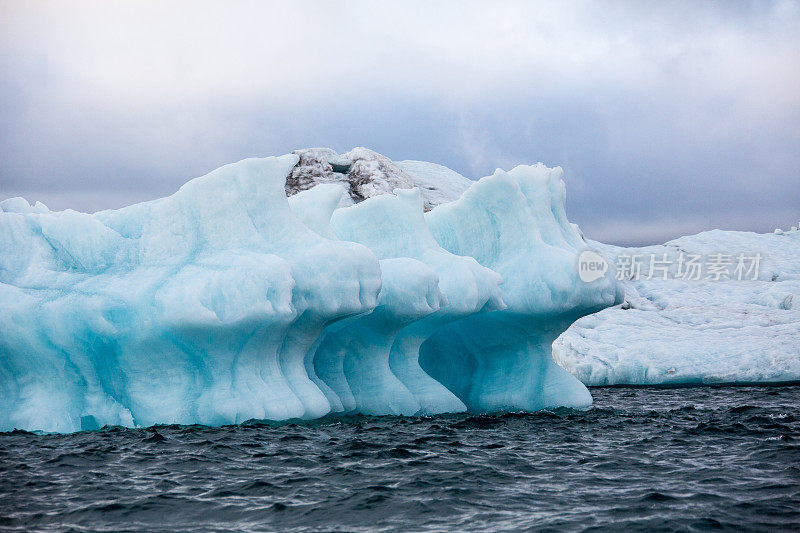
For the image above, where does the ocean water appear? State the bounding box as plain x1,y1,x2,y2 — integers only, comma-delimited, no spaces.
1,386,798,532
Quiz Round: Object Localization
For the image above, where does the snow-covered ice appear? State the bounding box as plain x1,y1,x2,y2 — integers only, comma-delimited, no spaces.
0,150,617,432
553,230,800,386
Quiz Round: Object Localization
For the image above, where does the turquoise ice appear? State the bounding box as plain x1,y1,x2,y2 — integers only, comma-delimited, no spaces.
0,150,618,432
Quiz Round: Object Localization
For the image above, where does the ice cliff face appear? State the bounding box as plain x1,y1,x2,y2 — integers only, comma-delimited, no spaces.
553,230,800,385
0,150,618,433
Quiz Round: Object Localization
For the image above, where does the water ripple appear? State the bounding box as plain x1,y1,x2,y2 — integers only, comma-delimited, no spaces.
1,386,799,531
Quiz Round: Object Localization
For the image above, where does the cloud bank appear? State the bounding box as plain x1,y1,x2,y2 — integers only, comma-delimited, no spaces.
1,0,798,244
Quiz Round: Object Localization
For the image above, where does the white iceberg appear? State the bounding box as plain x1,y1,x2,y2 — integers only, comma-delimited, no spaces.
553,230,800,386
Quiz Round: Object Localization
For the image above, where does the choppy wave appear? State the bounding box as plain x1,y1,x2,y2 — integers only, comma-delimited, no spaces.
2,386,798,531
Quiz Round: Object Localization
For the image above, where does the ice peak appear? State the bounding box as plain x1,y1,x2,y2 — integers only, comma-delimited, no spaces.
286,147,472,211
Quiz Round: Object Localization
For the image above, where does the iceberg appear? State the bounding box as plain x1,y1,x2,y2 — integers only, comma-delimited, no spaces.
553,230,800,386
0,148,618,433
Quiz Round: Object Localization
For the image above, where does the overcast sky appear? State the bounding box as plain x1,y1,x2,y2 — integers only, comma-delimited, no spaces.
1,0,798,245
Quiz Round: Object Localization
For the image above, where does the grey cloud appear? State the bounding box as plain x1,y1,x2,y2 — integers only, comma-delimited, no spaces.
1,0,798,245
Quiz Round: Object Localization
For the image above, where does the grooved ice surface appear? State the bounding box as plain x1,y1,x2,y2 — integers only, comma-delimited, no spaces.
0,150,617,432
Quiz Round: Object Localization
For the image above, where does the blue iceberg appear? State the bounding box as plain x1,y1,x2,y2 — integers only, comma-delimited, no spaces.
0,149,619,432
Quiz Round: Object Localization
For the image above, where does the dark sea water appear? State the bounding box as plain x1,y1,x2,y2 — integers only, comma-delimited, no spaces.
1,386,799,532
